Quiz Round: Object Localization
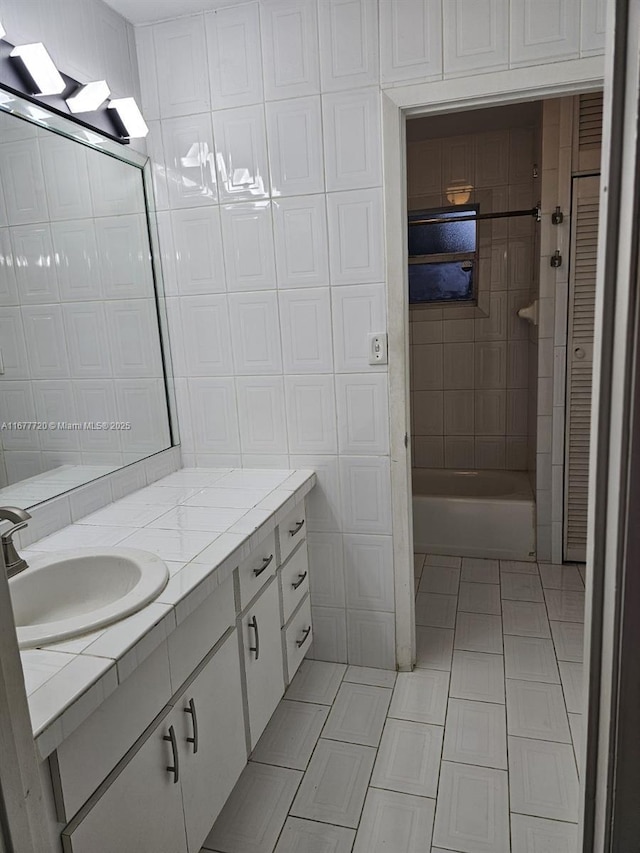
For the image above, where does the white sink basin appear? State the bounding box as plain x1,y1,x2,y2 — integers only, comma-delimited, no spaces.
10,548,170,650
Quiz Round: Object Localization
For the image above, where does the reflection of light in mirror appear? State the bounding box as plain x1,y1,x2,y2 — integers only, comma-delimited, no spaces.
446,184,473,205
0,19,5,38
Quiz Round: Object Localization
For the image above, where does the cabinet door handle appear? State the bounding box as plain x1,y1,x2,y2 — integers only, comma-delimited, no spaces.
289,519,305,537
184,698,199,754
249,615,260,660
253,554,273,577
296,626,312,648
292,571,307,590
163,725,179,783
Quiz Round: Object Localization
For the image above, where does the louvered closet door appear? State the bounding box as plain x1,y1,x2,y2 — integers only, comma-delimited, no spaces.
564,175,600,562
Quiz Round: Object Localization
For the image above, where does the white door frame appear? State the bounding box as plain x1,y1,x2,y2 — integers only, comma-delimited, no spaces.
382,57,605,671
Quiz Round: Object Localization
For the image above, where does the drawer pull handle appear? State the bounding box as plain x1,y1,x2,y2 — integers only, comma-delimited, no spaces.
296,626,312,648
184,698,199,754
253,554,273,577
289,519,305,537
163,725,179,783
249,615,260,660
292,572,307,590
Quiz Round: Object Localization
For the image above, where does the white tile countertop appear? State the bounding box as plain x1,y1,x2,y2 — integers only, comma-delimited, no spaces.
17,467,316,759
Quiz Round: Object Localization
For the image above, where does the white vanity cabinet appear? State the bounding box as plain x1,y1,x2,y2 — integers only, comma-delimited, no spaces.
176,631,246,852
62,631,246,853
50,494,313,853
241,577,285,749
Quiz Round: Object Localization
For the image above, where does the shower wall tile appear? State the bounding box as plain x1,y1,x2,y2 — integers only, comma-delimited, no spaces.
260,0,320,101
205,3,263,110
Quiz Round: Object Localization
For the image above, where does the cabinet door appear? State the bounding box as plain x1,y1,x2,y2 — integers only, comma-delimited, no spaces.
62,707,187,853
242,579,285,748
178,632,247,853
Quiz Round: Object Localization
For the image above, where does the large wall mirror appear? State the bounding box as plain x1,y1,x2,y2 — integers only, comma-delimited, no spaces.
0,90,177,508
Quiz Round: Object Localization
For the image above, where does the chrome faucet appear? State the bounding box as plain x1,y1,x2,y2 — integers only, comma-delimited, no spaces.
0,507,31,578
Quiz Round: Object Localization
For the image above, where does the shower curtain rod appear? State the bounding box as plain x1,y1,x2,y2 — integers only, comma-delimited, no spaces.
409,205,541,226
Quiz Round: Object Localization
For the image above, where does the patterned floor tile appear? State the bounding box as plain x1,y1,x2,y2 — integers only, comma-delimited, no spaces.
322,682,392,747
506,680,571,743
457,581,502,615
285,660,346,705
415,593,457,629
454,612,503,654
510,813,578,853
290,739,375,828
503,635,560,683
371,718,443,798
389,669,450,725
251,700,329,770
443,698,507,769
508,737,579,822
416,627,454,671
449,650,505,704
433,761,510,853
353,789,436,853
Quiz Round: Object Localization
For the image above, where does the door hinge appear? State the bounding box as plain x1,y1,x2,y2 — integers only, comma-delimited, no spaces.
404,433,409,449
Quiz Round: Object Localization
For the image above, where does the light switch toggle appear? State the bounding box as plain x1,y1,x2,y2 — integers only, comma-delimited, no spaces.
368,333,388,365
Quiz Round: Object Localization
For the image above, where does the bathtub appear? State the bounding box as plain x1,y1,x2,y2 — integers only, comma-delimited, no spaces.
412,468,536,561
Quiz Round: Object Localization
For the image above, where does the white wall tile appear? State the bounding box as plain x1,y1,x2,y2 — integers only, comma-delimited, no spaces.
327,189,384,284
229,290,282,374
179,295,234,377
153,14,211,117
146,122,169,211
331,284,387,372
347,609,395,669
89,154,143,218
236,376,288,453
104,299,163,378
62,302,112,379
284,375,337,454
323,88,381,191
511,0,580,67
339,455,392,534
475,341,507,389
221,202,276,291
443,0,509,77
32,382,80,451
171,207,226,294
0,139,47,225
344,533,394,612
273,195,329,288
0,228,17,305
41,137,93,221
213,104,270,201
444,436,475,468
266,96,325,196
475,390,506,435
205,3,264,110
116,379,170,453
134,26,160,121
0,383,39,449
21,305,69,379
95,215,153,299
290,454,342,532
444,390,474,435
581,0,607,55
308,531,345,607
52,220,102,302
475,436,506,469
279,287,333,373
189,377,241,454
162,114,217,208
10,225,59,303
336,374,389,454
310,606,348,662
318,0,379,91
74,380,121,453
261,0,320,100
0,308,29,379
379,0,442,84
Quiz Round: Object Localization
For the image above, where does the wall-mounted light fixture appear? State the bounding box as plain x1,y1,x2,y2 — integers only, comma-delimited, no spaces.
0,20,6,39
66,80,110,114
108,97,148,139
10,43,66,96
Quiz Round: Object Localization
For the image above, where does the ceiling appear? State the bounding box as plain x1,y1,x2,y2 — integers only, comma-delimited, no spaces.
103,0,245,25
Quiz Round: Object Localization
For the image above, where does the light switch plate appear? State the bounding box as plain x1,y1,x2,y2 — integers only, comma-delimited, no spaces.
368,332,388,365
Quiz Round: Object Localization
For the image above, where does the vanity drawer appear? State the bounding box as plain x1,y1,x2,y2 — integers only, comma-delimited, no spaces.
238,531,277,610
283,595,312,684
279,543,309,626
277,504,306,564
